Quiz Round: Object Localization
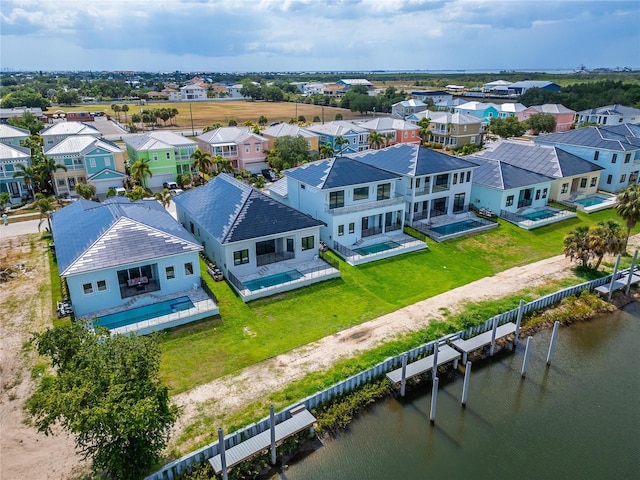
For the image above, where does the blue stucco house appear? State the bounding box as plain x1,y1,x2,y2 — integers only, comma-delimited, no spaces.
52,197,218,334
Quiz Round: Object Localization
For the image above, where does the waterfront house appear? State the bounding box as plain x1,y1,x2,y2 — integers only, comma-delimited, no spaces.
534,124,640,193
51,197,217,334
40,121,101,148
45,136,126,197
575,104,640,126
0,142,31,202
124,131,197,188
173,174,338,301
0,124,30,147
196,127,269,173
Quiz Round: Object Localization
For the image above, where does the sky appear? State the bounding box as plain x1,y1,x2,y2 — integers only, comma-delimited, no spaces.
1,0,639,73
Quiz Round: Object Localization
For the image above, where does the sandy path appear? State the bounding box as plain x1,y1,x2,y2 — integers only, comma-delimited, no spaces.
171,252,580,442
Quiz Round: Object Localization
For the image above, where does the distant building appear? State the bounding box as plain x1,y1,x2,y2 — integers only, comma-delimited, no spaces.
507,81,561,95
575,104,640,126
391,99,428,118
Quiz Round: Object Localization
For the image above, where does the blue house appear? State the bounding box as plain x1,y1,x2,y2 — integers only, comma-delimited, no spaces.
454,101,500,124
0,124,30,148
52,197,218,334
535,124,640,193
174,174,339,301
305,121,370,154
508,81,561,95
0,143,31,202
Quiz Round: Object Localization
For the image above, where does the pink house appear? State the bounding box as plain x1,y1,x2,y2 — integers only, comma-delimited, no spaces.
357,117,421,146
519,104,576,133
196,127,269,173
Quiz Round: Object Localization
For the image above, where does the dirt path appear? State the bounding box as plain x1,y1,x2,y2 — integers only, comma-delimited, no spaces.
170,251,586,446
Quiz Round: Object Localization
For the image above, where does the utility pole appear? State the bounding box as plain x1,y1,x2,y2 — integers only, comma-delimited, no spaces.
189,103,195,136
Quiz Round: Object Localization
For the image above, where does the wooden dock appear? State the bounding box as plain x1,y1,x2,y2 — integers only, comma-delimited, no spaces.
450,322,516,363
386,344,461,384
595,271,640,296
208,407,315,474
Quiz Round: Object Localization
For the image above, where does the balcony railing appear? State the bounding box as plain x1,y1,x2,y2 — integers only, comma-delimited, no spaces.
325,194,404,215
362,227,383,238
256,251,295,267
432,183,450,193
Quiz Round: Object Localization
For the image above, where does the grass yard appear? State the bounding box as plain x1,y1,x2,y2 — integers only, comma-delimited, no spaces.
60,100,366,129
158,208,632,394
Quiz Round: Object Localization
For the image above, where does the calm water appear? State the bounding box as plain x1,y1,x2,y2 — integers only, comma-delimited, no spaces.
273,304,640,480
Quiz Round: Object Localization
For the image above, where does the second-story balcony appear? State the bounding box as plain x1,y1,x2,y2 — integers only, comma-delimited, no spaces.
431,183,450,193
325,194,405,216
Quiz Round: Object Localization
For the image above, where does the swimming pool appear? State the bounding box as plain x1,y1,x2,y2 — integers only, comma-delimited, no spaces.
573,195,611,208
354,240,401,256
243,270,303,292
96,296,194,329
523,209,557,221
430,220,484,236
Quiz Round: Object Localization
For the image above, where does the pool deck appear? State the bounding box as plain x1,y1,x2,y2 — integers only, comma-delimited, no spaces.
500,206,577,230
84,287,219,335
413,213,498,242
233,257,340,302
570,193,617,213
333,231,427,266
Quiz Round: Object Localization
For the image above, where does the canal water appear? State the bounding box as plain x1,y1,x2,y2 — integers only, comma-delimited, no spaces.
273,304,640,480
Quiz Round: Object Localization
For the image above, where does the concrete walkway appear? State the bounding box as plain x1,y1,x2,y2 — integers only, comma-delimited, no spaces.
0,219,42,239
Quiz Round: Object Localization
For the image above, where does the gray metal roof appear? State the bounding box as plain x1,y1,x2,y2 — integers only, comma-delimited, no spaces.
475,140,602,178
52,198,201,276
0,124,30,139
125,131,196,151
45,136,122,155
40,121,100,137
173,173,322,244
0,143,31,160
196,126,267,145
469,156,554,190
536,126,639,152
350,143,478,177
268,177,288,197
577,104,640,116
285,155,400,189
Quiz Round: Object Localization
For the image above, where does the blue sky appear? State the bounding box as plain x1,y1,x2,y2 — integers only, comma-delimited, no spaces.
1,0,639,72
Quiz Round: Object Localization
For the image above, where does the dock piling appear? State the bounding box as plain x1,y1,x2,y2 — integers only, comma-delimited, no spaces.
514,299,524,349
489,317,498,356
218,427,228,480
400,354,408,397
430,377,439,424
461,361,472,407
432,342,439,376
608,254,621,301
625,250,638,296
521,336,532,377
546,321,560,366
270,405,276,465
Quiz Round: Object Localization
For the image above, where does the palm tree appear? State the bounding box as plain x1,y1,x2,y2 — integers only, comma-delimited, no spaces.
121,104,129,123
126,185,150,201
190,149,213,177
319,143,334,159
0,192,11,213
616,184,640,250
368,131,384,150
13,163,39,195
33,193,57,232
129,159,153,187
216,158,234,174
564,226,592,268
417,117,432,145
334,136,350,156
111,104,121,122
36,156,67,195
154,189,172,208
590,220,625,270
384,132,395,147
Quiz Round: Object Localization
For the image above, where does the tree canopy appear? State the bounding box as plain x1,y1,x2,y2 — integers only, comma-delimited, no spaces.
526,113,556,134
8,111,44,135
487,116,526,138
563,221,625,269
616,184,640,249
267,135,312,170
26,322,178,480
1,87,50,109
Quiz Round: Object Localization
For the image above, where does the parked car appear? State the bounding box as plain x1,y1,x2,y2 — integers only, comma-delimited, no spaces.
163,181,179,190
169,188,184,197
261,169,280,182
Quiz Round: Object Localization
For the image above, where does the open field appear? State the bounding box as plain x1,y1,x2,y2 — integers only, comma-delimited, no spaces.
158,208,633,395
60,100,369,129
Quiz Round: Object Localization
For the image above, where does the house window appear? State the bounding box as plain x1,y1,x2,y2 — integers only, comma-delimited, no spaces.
590,177,597,187
435,174,448,188
153,154,158,161
58,179,66,186
166,266,175,279
338,225,344,236
542,188,548,199
625,153,631,163
561,183,569,194
105,158,111,167
184,262,194,276
594,151,599,161
349,222,355,234
415,178,421,189
580,178,587,188
377,183,391,200
233,249,249,266
471,136,476,144
353,186,369,201
329,190,344,209
89,158,96,168
244,144,250,153
607,175,612,184
256,239,275,256
621,174,627,183
453,193,465,213
97,280,107,292
404,131,408,138
535,190,541,200
612,154,617,164
466,171,471,182
506,195,514,207
82,283,93,295
286,238,294,252
255,144,261,152
453,173,458,185
302,236,314,251
166,152,171,160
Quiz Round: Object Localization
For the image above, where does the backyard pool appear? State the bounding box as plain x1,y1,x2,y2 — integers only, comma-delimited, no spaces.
96,296,194,329
354,240,401,256
573,194,612,208
522,209,558,221
243,270,303,292
430,219,484,236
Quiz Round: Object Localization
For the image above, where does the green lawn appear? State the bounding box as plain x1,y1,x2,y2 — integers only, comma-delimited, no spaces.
158,209,632,394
